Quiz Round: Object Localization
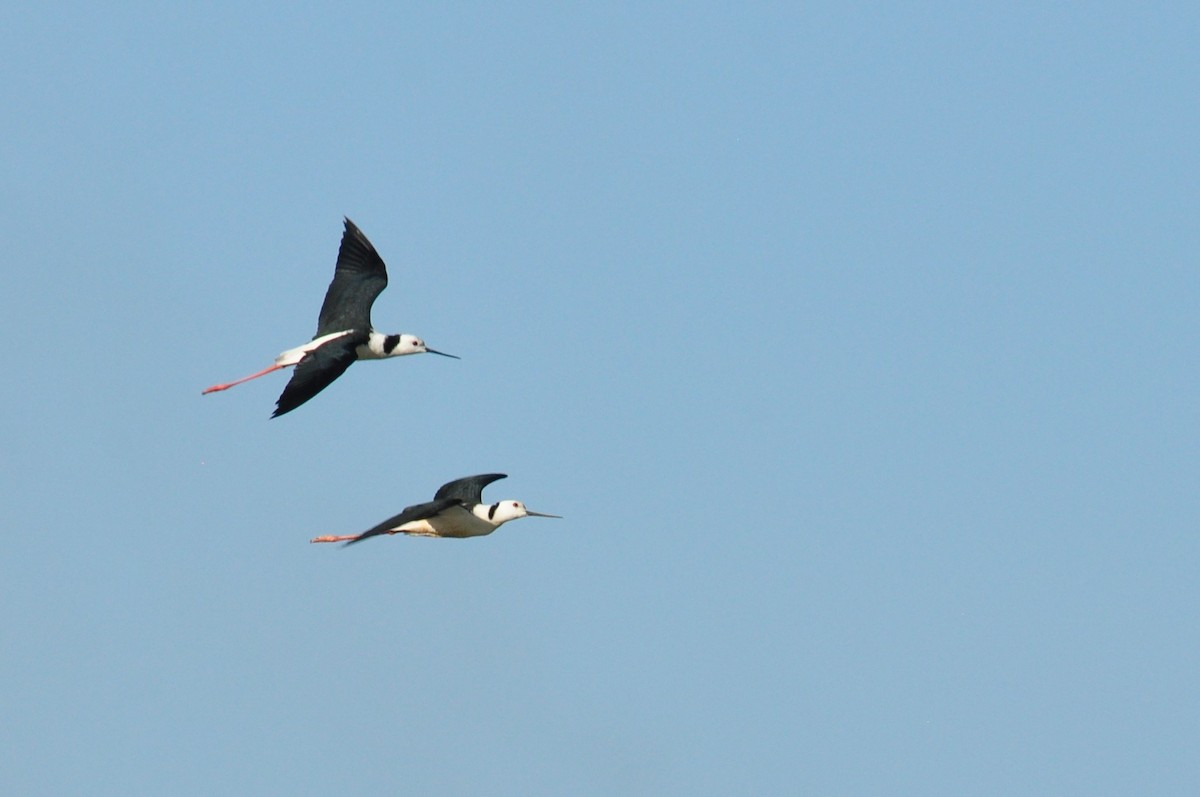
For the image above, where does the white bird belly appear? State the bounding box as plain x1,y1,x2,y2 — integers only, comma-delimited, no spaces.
396,506,496,538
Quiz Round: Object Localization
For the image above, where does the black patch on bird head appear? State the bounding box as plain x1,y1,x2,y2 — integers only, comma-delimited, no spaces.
488,502,499,520
383,334,402,354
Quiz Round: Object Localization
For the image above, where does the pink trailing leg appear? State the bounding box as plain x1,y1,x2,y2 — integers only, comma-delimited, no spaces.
309,534,361,544
202,363,284,394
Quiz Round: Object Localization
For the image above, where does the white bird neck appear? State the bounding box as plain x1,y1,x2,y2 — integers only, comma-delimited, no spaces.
471,500,528,526
471,503,501,527
360,331,414,360
472,502,515,527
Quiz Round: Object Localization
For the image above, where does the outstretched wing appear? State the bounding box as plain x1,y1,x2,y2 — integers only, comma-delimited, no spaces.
315,218,389,336
434,473,508,504
271,333,365,417
343,498,462,545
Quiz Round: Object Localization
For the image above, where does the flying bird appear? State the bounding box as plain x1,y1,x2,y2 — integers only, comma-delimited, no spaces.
310,473,561,545
203,218,458,417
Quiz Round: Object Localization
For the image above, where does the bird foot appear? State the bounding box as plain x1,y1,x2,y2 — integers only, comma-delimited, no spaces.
310,534,358,544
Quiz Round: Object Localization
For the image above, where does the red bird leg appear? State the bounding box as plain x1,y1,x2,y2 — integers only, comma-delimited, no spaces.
309,534,360,544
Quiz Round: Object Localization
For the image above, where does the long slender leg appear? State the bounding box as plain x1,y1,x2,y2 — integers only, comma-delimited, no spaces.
202,363,284,394
310,529,404,544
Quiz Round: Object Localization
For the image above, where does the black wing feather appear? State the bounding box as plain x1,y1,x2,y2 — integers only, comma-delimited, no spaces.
434,473,508,504
315,218,389,336
271,333,366,417
343,498,461,545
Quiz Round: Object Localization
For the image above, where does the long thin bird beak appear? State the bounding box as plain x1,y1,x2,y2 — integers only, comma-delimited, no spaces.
526,510,563,518
425,348,460,359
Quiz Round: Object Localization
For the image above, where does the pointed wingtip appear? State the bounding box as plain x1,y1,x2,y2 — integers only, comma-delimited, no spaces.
270,401,295,418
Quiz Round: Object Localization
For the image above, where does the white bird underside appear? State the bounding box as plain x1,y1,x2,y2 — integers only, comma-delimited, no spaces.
273,329,409,367
392,505,500,538
273,330,356,367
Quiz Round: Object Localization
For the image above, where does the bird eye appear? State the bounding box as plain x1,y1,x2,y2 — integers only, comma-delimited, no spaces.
511,502,519,508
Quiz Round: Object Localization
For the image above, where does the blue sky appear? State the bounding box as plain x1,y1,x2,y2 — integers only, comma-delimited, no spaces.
2,3,1197,794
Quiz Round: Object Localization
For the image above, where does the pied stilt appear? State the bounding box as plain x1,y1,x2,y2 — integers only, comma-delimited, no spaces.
310,474,561,545
203,218,458,417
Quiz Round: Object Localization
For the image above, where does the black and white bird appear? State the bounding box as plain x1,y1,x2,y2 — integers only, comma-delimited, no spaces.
310,474,561,545
203,218,458,417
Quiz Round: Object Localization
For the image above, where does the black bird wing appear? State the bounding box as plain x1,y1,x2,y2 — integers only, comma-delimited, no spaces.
343,498,462,545
271,332,367,417
434,473,508,504
315,218,389,336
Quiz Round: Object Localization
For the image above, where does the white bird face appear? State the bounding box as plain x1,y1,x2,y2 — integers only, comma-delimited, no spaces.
387,334,425,356
491,500,563,524
392,334,459,360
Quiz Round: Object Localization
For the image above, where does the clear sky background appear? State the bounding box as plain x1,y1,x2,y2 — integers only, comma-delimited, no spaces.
2,3,1197,795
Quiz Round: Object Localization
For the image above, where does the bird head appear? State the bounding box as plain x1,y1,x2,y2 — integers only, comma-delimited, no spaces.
490,500,563,525
388,334,459,360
